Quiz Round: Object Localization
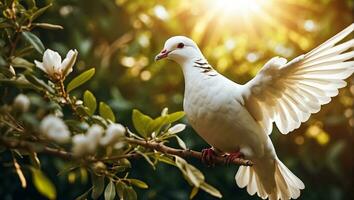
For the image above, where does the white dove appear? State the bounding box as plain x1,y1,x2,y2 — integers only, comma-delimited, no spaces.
155,23,354,200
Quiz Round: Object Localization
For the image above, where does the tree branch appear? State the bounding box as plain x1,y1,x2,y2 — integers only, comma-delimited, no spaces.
0,137,253,166
125,138,253,166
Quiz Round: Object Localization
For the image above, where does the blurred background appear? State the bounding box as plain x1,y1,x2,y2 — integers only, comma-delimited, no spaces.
0,0,353,199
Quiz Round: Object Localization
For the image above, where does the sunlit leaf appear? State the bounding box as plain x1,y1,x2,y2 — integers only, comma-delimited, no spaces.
13,158,26,188
22,32,45,54
104,181,116,200
83,90,97,116
132,109,153,138
176,136,187,150
29,152,40,169
165,111,185,124
30,167,56,200
168,124,186,134
32,23,63,30
129,179,148,189
67,68,95,93
99,102,116,122
189,187,199,199
199,182,222,198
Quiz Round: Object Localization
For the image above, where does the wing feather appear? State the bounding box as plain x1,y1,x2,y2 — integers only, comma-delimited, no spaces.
242,23,354,134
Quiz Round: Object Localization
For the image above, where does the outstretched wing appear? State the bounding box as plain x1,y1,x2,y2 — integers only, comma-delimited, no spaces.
241,23,354,135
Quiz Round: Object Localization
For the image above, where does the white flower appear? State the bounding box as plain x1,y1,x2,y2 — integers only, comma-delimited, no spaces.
100,123,125,146
72,134,89,156
86,124,104,151
35,49,78,81
40,115,70,143
13,94,30,112
72,124,104,156
168,124,186,134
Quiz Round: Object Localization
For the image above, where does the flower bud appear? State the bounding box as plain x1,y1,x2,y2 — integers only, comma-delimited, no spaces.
71,124,104,156
168,123,186,134
100,123,125,146
86,124,104,152
13,94,30,112
72,134,89,156
40,115,70,143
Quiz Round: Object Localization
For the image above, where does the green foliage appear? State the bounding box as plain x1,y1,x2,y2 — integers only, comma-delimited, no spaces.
132,109,185,138
22,31,45,54
91,173,105,199
99,102,116,122
83,90,97,116
104,181,116,200
30,167,56,200
129,179,149,189
175,156,222,198
67,68,95,93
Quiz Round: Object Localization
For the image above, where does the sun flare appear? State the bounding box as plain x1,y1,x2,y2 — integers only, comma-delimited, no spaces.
209,0,269,18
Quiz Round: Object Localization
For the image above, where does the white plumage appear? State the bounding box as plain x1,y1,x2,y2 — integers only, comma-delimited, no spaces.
155,23,354,199
243,24,354,135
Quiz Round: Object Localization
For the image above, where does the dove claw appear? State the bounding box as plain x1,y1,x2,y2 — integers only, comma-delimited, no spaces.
224,151,244,165
201,148,217,167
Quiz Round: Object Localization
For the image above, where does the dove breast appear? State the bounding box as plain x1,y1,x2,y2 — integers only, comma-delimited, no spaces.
183,71,270,158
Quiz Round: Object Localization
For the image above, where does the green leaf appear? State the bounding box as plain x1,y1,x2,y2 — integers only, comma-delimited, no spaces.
199,182,222,198
132,109,153,138
176,136,187,150
22,31,45,54
104,181,116,200
189,187,199,199
91,115,108,128
67,68,95,93
30,3,52,22
24,74,55,93
166,111,185,124
157,155,176,166
11,57,35,69
32,23,63,30
136,151,155,170
147,111,185,135
75,187,93,200
83,90,97,116
99,102,116,122
175,156,204,187
29,152,41,169
30,167,56,200
115,181,126,200
124,186,137,200
91,173,105,200
129,179,148,189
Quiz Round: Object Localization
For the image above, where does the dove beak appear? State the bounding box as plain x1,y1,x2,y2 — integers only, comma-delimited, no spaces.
155,49,171,61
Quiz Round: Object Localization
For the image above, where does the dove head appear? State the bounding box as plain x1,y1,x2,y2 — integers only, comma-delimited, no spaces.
155,36,203,65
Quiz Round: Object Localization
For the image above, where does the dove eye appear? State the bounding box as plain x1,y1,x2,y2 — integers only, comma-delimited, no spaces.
177,43,185,48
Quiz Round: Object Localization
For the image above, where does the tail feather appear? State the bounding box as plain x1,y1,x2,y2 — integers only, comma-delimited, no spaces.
247,168,257,195
235,158,304,200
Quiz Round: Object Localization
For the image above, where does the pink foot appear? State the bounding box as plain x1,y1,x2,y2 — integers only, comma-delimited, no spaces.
201,148,217,166
224,151,244,165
